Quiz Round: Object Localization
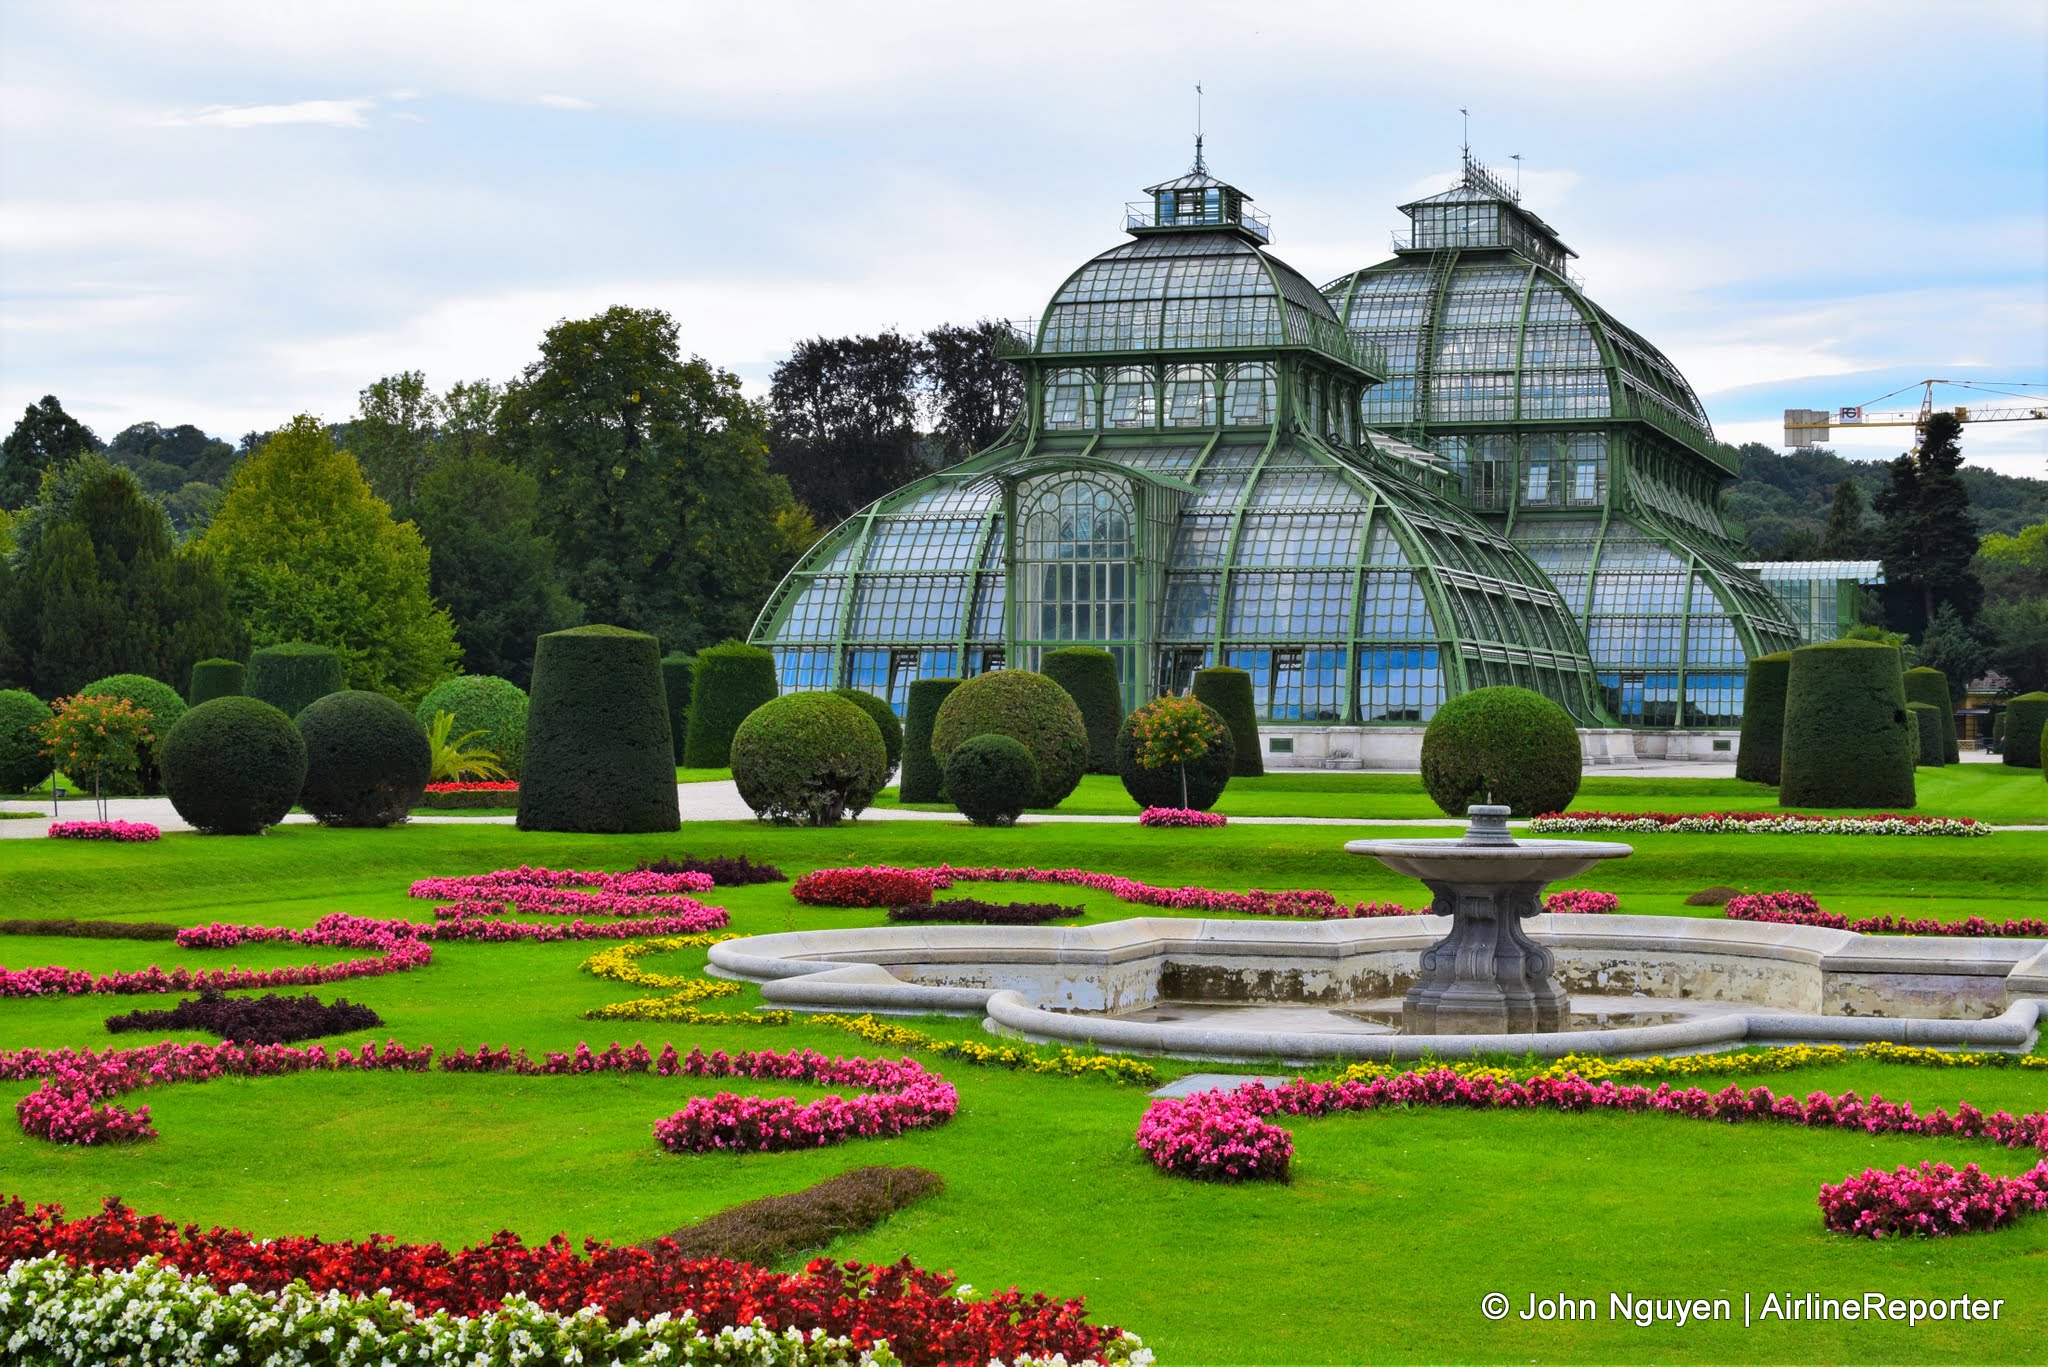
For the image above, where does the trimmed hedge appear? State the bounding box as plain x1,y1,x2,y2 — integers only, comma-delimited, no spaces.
246,642,346,721
682,642,777,769
730,693,887,825
0,689,53,795
1902,666,1959,764
415,675,529,779
944,734,1037,826
899,678,960,803
1115,697,1235,810
159,696,308,835
297,691,432,827
2004,691,2048,769
1734,651,1792,785
1906,702,1946,768
517,625,680,834
1192,666,1263,777
832,688,903,777
1041,647,1123,775
647,1166,944,1266
660,654,696,764
930,670,1088,808
187,658,245,707
77,674,187,796
1779,639,1915,808
1420,685,1583,817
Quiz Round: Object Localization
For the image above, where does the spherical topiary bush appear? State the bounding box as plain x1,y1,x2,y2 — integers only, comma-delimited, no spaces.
246,642,346,721
832,689,903,778
159,697,308,835
415,675,529,779
1192,666,1264,777
0,690,53,795
1420,686,1582,818
1902,666,1959,765
945,734,1038,827
899,678,961,803
930,670,1089,809
1041,647,1123,775
2004,691,2048,769
731,693,887,826
1116,696,1235,810
297,691,432,827
518,625,679,834
683,643,777,769
661,654,696,764
188,658,245,707
1779,640,1915,808
78,674,188,795
1734,652,1792,786
1906,702,1947,768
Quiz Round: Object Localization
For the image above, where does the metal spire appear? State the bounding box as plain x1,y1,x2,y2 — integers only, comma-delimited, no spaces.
1193,81,1206,174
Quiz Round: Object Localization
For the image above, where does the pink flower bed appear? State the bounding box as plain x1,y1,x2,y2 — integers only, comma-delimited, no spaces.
1543,889,1618,914
914,865,1414,920
1529,810,1991,837
1138,807,1227,828
410,865,716,904
47,820,159,842
0,936,432,1000
422,781,518,793
1819,1159,2048,1238
651,1048,958,1154
1725,892,2048,939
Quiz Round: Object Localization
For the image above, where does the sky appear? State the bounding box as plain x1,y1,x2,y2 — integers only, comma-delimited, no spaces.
3,0,2045,477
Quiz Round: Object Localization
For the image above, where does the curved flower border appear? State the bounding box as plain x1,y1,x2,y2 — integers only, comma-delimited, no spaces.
1530,811,1991,837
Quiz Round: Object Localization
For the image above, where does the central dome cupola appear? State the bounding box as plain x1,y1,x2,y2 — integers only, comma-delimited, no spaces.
1125,138,1272,245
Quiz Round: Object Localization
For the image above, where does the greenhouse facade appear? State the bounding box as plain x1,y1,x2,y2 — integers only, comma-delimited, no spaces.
750,151,1818,764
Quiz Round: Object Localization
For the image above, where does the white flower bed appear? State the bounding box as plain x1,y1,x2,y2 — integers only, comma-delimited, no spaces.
1528,813,1991,837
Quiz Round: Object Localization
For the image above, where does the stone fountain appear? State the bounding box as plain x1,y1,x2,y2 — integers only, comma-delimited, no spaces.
1344,805,1632,1033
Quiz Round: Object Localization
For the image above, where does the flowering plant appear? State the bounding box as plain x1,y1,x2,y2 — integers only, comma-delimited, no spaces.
792,867,940,908
811,864,1418,920
37,694,154,819
1542,889,1617,914
1530,810,1991,837
1818,1159,2048,1238
47,819,159,842
1138,807,1227,828
1723,892,2048,938
1129,695,1226,810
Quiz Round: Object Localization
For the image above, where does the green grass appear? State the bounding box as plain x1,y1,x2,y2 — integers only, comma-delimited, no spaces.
675,766,732,784
1,819,2045,1362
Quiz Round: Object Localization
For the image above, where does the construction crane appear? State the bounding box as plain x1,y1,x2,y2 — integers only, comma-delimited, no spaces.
1783,379,2047,447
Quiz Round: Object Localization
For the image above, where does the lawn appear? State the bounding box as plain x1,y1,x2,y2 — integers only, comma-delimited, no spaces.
3,814,2045,1363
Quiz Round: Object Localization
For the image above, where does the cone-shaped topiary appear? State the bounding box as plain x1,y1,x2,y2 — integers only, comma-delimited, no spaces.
298,691,432,827
1779,639,1915,808
1902,666,1959,764
160,696,307,835
1905,702,1946,768
2003,691,2048,769
78,674,187,795
1734,652,1792,785
831,689,902,777
1192,666,1263,777
1041,647,1123,775
246,642,346,721
1420,686,1582,817
188,658,245,707
0,690,52,795
518,625,679,833
661,654,696,764
415,675,529,779
682,643,777,769
945,734,1038,827
899,678,961,803
1116,696,1235,810
931,670,1089,808
731,693,887,825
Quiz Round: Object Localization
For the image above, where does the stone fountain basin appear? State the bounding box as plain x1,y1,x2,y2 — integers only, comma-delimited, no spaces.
1341,837,1633,884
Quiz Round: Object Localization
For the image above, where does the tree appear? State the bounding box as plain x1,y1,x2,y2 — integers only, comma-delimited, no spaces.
1915,600,1989,688
499,306,809,652
200,416,458,703
107,421,238,488
767,331,928,523
351,371,441,514
1873,413,1981,635
1977,521,2048,694
922,321,1025,464
1,396,100,510
1819,478,1869,557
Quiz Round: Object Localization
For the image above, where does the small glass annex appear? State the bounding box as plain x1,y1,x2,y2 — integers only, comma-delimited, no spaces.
752,151,1798,731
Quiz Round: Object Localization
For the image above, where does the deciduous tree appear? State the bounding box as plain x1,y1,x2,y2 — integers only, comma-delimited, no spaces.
1,396,100,510
767,331,927,524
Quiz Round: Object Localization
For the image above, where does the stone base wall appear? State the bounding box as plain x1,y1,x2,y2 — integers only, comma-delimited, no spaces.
1254,726,1731,769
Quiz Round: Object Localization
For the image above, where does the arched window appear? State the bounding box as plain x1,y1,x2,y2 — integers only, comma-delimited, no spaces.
1223,361,1276,424
1042,368,1092,430
1104,367,1156,428
1164,365,1217,427
1018,475,1135,645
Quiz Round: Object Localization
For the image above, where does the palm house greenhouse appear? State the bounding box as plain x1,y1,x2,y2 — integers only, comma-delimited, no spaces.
750,150,1814,765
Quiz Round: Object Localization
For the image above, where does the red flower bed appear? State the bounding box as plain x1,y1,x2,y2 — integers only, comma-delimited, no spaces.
1819,1159,2048,1238
423,781,519,793
792,866,940,908
1725,893,2048,939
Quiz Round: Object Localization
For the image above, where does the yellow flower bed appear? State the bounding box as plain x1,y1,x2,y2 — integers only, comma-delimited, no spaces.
1334,1041,2046,1087
580,936,738,990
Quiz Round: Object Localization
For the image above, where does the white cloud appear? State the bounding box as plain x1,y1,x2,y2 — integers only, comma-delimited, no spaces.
158,98,374,129
535,94,594,111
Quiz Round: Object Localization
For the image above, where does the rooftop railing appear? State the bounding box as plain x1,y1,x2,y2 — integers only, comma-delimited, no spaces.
1122,201,1272,242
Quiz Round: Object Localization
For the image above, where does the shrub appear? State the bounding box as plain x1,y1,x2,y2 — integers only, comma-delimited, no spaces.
1779,640,1916,808
1116,696,1234,810
682,642,776,768
635,853,787,886
78,673,188,795
38,693,155,806
518,625,680,834
945,734,1038,826
187,658,245,707
1906,702,1946,768
661,653,695,764
899,677,960,803
159,696,308,835
414,674,528,779
245,642,345,720
647,1166,945,1266
1041,647,1123,774
1419,686,1582,817
730,693,887,826
0,917,179,940
1902,665,1959,764
1734,651,1792,785
1192,666,1264,777
884,900,1083,925
831,688,903,777
2002,691,2048,769
930,670,1088,808
104,989,383,1045
296,691,432,827
1685,886,1739,906
423,710,509,783
0,690,52,795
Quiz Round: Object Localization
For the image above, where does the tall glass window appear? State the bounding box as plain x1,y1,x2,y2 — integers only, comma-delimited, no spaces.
1018,476,1135,644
